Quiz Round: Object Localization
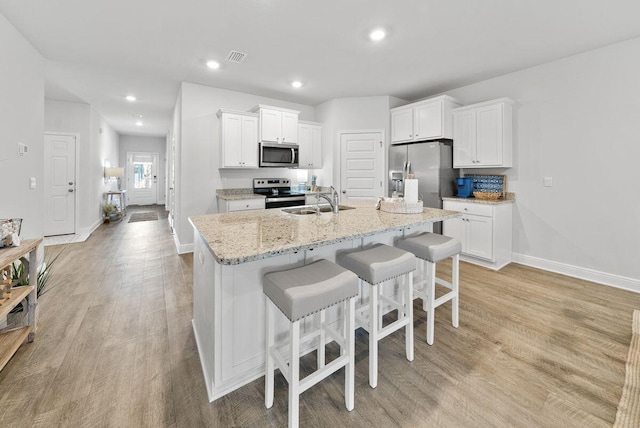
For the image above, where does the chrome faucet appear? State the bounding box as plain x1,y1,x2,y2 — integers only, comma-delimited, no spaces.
316,186,340,213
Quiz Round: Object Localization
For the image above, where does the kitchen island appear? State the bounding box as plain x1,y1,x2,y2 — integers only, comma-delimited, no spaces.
189,203,460,402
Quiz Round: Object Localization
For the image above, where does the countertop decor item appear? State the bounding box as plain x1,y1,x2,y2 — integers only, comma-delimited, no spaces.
0,219,22,248
379,197,424,214
467,174,507,198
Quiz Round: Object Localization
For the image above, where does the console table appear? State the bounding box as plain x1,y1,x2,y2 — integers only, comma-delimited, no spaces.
104,190,127,217
0,238,41,371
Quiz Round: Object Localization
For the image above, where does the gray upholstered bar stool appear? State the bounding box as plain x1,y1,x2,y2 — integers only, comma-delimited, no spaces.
336,243,416,388
263,259,359,428
396,232,461,345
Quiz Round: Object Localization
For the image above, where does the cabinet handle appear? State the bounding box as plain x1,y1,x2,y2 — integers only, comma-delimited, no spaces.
409,134,413,138
282,137,285,142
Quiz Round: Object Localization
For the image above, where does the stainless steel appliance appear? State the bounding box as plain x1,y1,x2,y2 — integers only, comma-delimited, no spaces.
388,140,458,232
259,143,299,168
253,178,306,208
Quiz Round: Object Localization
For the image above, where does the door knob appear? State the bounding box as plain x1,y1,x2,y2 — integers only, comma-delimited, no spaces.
342,190,346,194
68,182,74,185
68,189,74,192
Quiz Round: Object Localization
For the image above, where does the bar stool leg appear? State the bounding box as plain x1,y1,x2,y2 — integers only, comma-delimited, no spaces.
289,320,301,428
317,310,326,369
452,254,460,329
369,282,379,388
405,272,414,361
265,299,275,409
426,261,436,346
345,298,355,411
420,259,428,311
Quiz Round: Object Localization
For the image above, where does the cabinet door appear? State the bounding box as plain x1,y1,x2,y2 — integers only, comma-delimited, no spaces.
475,103,503,166
391,108,414,143
281,112,299,143
453,110,476,168
443,216,466,252
414,101,442,140
297,123,312,168
241,116,258,167
221,113,243,167
260,109,281,143
466,214,493,260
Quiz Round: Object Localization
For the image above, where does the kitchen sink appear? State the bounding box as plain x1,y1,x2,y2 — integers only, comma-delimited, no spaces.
282,205,355,215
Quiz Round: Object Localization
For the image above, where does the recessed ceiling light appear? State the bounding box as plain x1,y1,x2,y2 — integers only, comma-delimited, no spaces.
135,121,143,127
206,60,220,69
291,81,302,88
126,95,136,102
369,29,386,41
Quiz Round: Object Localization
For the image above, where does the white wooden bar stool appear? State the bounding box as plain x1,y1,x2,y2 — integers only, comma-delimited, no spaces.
263,259,359,428
336,243,416,388
396,232,461,345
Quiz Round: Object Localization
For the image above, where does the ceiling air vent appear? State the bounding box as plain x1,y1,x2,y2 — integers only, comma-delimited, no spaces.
225,50,247,64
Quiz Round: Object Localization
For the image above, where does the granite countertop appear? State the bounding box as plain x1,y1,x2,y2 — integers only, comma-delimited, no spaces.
216,188,265,201
442,192,516,205
190,202,460,265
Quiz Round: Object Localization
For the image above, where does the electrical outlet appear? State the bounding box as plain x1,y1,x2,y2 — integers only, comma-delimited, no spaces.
543,177,553,187
29,177,36,189
18,143,28,155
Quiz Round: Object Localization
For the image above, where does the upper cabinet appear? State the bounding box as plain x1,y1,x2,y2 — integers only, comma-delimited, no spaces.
298,121,322,169
252,105,299,144
390,95,462,144
453,98,514,168
217,109,259,169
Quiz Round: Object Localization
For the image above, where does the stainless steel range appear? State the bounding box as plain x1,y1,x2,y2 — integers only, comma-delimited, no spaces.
253,178,306,209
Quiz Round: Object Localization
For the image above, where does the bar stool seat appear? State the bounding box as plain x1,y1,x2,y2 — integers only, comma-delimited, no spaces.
396,232,461,345
337,243,415,388
264,259,359,428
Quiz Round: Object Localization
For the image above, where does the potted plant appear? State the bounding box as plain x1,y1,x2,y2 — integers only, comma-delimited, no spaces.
102,202,118,223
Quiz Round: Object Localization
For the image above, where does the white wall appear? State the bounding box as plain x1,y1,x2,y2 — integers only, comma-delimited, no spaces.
173,82,315,251
0,13,44,239
119,135,167,203
45,100,119,233
445,36,640,287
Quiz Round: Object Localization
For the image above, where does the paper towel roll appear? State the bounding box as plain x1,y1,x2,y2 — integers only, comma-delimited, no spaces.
404,179,419,203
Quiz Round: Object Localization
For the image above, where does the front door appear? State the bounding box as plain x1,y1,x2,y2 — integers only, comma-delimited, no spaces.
339,131,385,203
127,152,158,206
44,134,76,236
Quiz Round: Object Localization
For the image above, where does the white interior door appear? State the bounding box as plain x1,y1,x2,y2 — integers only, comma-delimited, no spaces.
339,131,384,203
44,134,76,236
127,152,158,206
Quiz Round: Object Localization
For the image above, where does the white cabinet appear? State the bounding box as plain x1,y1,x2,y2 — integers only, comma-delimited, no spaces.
298,121,322,169
443,200,512,270
217,197,265,213
453,98,514,168
390,95,462,144
252,105,299,144
217,109,259,169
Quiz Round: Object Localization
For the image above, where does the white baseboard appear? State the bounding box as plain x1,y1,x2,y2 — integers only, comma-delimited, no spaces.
173,232,194,254
77,218,102,235
512,253,640,294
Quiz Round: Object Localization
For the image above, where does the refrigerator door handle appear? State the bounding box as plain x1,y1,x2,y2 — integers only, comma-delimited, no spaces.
403,161,407,178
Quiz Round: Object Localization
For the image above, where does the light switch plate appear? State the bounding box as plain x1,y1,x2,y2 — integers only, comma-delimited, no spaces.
543,177,553,187
29,177,36,189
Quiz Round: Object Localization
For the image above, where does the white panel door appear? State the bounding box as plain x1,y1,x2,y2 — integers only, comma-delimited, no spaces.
340,131,384,203
127,152,158,205
44,134,76,236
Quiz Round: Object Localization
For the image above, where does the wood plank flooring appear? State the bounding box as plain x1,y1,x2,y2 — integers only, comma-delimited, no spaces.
1,205,639,427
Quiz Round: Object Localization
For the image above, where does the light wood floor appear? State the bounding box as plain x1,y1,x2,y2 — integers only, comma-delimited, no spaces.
1,205,638,427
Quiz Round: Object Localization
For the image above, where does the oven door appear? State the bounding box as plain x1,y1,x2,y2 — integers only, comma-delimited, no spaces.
260,143,299,168
265,196,305,209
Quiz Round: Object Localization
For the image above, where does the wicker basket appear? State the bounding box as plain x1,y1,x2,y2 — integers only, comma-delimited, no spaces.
473,191,501,200
379,199,423,214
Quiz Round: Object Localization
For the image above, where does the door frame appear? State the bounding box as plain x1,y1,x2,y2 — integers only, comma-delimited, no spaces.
126,151,159,205
44,131,80,235
336,129,386,199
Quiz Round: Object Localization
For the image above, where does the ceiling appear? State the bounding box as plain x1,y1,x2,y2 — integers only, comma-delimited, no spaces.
1,0,640,137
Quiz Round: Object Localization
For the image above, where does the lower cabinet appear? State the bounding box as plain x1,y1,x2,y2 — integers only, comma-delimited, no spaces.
443,200,512,270
217,198,265,213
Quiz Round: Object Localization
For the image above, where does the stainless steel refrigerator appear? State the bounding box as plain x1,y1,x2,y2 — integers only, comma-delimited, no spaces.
388,140,458,232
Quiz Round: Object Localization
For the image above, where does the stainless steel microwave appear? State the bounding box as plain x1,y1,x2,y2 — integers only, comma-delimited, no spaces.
259,143,299,168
